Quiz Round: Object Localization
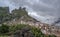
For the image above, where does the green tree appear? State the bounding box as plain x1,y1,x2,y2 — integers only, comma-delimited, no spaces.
0,24,9,34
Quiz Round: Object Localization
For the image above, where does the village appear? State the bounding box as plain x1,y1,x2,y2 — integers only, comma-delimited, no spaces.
3,18,60,37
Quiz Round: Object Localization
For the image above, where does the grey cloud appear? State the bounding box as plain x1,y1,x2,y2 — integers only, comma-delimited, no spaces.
12,0,60,24
9,0,60,16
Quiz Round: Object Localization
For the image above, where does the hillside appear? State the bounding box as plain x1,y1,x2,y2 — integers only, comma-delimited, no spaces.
0,7,59,37
0,7,11,24
11,7,38,22
0,7,38,24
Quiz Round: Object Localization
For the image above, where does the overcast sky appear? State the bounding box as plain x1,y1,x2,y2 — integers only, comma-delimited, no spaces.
0,0,60,25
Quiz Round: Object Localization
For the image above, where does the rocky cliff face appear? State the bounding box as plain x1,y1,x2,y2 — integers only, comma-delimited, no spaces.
0,7,10,24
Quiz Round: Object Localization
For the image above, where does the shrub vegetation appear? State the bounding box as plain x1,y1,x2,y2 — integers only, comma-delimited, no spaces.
0,24,56,37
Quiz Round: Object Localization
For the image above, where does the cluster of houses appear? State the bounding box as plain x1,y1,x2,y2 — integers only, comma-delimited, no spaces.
3,18,60,37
